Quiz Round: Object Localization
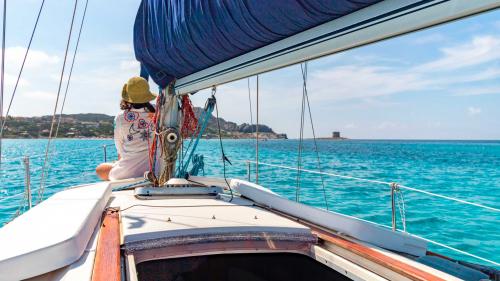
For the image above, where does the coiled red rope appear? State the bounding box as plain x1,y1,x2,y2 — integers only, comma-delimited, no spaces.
181,95,198,138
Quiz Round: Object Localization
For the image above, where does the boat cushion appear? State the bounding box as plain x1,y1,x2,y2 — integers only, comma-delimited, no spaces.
0,182,111,281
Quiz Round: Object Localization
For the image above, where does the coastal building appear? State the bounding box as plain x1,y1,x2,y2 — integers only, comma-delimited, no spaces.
332,131,341,138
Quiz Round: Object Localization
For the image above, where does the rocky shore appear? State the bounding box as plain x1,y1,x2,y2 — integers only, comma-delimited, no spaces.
2,109,287,139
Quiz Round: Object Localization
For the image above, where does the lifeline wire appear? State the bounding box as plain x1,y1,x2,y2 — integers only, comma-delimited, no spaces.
243,160,500,213
37,0,79,203
0,0,46,139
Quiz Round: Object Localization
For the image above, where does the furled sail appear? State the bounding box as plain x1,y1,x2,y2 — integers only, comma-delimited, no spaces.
134,0,500,94
133,0,381,88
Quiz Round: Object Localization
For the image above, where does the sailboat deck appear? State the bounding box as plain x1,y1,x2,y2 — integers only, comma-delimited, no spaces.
111,190,314,248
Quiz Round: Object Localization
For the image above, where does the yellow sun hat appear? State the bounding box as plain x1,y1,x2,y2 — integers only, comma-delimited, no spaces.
121,76,157,103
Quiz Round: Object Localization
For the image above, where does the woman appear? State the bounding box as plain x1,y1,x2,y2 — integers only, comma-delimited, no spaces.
96,76,156,181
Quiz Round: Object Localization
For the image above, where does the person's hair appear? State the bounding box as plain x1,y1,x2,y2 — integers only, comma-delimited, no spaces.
120,100,156,113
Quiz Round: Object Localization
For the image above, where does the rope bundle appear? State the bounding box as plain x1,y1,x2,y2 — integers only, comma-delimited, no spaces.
180,95,198,138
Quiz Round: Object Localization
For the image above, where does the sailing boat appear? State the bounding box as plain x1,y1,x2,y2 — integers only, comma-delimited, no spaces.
1,1,499,280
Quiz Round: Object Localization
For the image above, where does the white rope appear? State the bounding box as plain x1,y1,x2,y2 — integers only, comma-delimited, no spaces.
397,184,499,213
240,160,499,213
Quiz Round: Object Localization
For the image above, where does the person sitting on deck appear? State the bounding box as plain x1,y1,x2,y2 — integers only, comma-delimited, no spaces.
95,76,156,181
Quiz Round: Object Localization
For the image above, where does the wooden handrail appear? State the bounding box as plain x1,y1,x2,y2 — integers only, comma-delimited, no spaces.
92,208,121,281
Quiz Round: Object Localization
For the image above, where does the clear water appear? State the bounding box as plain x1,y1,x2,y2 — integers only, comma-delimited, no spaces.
0,139,499,268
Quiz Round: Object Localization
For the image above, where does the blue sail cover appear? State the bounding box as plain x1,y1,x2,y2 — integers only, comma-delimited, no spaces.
134,0,381,88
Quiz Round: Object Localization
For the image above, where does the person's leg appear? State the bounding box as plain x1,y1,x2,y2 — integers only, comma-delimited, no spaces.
95,163,113,181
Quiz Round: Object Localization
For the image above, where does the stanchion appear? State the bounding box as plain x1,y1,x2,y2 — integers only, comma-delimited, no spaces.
23,156,32,209
103,145,107,162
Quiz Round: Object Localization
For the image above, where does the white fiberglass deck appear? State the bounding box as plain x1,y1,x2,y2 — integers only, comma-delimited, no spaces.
110,190,312,245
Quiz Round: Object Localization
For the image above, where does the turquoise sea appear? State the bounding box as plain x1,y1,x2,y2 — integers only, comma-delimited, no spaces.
0,139,499,268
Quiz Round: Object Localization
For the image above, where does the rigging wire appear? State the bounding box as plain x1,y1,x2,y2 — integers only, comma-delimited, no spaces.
301,62,329,210
247,77,255,181
37,0,79,203
54,0,89,139
296,66,306,203
0,0,6,171
255,75,259,184
0,0,46,140
247,77,253,126
213,86,234,201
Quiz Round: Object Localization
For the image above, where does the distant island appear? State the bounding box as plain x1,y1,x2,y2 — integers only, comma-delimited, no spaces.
2,108,287,139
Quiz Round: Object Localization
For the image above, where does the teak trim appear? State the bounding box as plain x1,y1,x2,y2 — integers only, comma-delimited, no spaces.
312,228,445,281
92,208,121,281
261,206,445,281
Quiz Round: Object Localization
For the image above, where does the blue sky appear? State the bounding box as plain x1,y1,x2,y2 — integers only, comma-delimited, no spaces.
2,1,500,139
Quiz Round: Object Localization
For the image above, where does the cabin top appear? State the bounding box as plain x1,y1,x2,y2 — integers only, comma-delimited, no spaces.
110,189,315,250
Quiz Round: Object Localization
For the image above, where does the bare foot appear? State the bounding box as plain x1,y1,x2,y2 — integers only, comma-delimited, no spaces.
95,163,113,181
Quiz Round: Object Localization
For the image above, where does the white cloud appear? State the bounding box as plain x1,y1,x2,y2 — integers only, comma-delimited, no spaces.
5,47,59,70
417,36,500,71
300,35,500,103
4,73,29,88
308,66,424,101
467,106,482,116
